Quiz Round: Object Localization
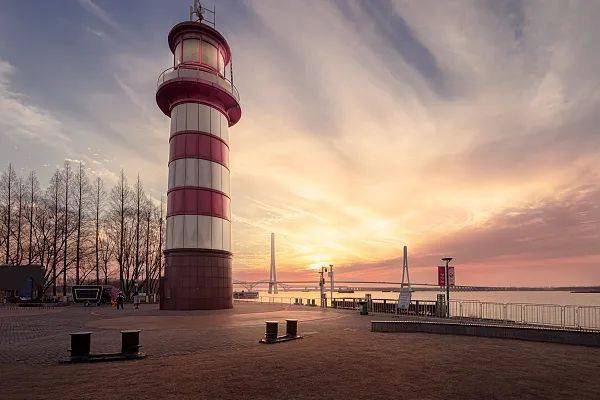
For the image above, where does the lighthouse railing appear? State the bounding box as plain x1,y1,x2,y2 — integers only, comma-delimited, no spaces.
157,65,240,101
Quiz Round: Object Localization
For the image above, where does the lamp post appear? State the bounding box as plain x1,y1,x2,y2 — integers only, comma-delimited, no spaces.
328,264,334,306
442,257,453,318
319,265,329,308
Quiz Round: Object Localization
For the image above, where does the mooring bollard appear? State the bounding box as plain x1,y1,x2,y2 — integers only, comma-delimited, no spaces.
121,330,141,355
265,321,279,343
286,319,298,337
70,332,92,359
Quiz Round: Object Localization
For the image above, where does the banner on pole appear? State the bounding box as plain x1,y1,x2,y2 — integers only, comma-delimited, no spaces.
438,266,445,286
438,266,455,286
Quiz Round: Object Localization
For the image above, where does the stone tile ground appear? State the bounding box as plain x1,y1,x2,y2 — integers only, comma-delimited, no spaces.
1,302,599,399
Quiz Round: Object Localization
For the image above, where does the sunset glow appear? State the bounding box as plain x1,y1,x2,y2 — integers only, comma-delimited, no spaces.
1,1,599,285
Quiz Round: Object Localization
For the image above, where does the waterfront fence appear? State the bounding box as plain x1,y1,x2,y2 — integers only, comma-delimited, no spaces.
450,300,600,330
239,296,600,331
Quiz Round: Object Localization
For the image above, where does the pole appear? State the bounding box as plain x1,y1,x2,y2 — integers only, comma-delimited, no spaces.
441,257,453,318
329,264,334,306
445,260,450,317
319,267,326,308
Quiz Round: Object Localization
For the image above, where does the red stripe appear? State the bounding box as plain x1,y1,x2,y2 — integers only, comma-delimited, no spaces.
167,188,230,220
169,132,229,167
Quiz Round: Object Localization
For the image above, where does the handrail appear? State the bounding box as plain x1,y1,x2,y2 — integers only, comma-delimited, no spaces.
157,65,240,102
244,295,600,331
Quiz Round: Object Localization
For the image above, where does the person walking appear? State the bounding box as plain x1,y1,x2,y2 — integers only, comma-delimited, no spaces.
116,292,125,310
133,293,140,310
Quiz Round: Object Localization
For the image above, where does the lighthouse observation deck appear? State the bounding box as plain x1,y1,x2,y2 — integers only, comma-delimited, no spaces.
156,64,240,125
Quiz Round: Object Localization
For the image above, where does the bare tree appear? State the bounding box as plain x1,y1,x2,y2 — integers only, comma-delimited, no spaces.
110,169,129,294
50,170,61,296
26,171,38,264
14,178,24,265
62,162,70,296
2,164,16,264
74,162,91,285
0,163,164,300
94,177,104,285
99,233,113,285
134,175,143,293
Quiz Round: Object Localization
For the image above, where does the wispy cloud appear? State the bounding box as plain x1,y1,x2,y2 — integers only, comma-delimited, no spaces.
77,0,121,32
2,1,600,284
0,59,70,146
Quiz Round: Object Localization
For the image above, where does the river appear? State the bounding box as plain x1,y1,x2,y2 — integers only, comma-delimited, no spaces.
256,289,600,306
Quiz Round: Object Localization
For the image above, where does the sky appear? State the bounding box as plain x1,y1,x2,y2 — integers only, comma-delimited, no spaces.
0,0,599,286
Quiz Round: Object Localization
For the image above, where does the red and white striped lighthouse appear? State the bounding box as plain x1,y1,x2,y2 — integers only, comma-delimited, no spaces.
156,2,241,310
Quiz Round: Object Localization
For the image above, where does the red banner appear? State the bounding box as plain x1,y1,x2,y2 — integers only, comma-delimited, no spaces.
438,266,455,286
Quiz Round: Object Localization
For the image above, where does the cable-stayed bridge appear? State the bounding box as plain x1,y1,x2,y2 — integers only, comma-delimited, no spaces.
232,280,594,293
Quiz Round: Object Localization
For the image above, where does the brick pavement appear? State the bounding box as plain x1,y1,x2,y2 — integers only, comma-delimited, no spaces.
1,302,600,399
0,302,346,364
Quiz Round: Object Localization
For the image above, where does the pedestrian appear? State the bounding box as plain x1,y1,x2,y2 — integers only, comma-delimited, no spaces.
134,293,140,310
116,292,125,310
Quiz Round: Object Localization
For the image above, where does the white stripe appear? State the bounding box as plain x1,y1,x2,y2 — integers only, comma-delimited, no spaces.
165,215,231,252
168,159,230,195
170,102,229,144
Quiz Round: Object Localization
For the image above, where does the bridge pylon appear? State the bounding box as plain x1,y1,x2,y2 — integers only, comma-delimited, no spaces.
268,232,278,294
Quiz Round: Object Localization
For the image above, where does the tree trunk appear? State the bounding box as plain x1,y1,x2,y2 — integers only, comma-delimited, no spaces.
75,163,82,285
15,179,23,265
134,175,141,293
95,177,101,285
28,172,35,264
157,196,164,295
119,170,125,293
5,164,12,264
145,209,150,293
52,171,59,297
63,162,70,296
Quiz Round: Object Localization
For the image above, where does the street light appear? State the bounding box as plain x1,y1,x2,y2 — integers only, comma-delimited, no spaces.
328,264,334,308
318,265,328,308
442,257,453,318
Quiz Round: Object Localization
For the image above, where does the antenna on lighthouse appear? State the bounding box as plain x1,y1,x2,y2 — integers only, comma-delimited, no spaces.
189,0,215,26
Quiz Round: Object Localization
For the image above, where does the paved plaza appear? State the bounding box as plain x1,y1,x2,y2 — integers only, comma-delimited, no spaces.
1,302,599,399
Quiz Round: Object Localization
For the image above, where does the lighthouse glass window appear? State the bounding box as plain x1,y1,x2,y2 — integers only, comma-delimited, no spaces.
183,39,200,63
202,41,218,70
218,51,225,76
174,42,182,66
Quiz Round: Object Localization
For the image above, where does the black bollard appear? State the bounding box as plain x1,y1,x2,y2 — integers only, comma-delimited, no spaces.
265,321,278,343
286,319,298,337
70,332,92,359
121,330,141,355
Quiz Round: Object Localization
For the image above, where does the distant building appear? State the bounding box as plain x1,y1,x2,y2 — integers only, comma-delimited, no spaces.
0,265,43,302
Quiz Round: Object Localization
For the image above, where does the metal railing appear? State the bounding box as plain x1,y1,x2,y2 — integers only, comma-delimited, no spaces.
238,295,600,331
450,300,600,330
157,65,240,101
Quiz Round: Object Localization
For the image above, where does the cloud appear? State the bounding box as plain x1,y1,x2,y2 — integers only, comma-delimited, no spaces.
77,0,121,32
336,183,600,285
0,59,70,146
2,2,600,284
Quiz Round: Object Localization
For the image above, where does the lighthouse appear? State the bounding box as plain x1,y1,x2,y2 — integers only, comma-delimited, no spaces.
156,2,241,310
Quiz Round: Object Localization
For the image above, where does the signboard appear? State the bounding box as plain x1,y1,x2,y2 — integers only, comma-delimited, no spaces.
437,266,455,286
398,287,411,310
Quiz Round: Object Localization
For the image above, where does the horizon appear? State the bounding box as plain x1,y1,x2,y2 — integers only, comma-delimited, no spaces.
1,0,599,286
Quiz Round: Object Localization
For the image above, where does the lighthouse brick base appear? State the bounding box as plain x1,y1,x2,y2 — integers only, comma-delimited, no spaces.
160,250,232,310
